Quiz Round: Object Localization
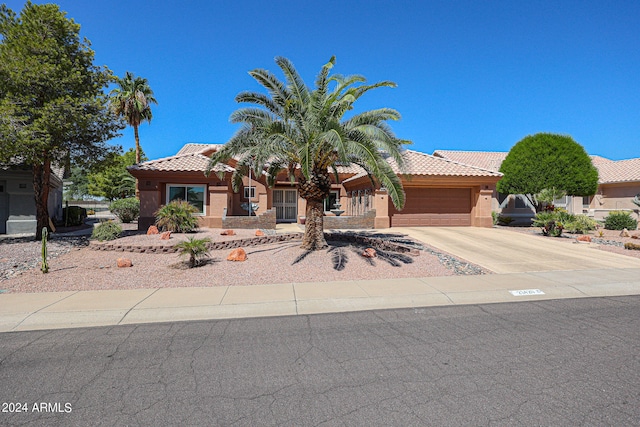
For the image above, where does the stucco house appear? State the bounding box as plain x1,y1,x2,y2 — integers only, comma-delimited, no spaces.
433,150,640,223
0,164,64,235
127,143,502,231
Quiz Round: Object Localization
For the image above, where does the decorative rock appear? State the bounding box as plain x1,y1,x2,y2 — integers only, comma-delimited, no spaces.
227,248,247,261
620,228,630,237
221,229,236,236
632,234,639,239
255,230,265,236
146,225,159,235
576,235,592,243
117,258,132,268
160,231,172,240
362,248,377,258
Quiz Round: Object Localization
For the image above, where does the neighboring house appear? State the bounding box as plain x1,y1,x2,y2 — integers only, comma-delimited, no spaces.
433,150,640,223
128,144,502,231
0,164,64,235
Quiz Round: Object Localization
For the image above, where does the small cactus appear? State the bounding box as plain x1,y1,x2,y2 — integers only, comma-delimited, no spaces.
41,227,49,274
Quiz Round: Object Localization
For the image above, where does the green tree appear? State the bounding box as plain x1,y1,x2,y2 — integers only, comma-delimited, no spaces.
66,166,90,201
0,2,123,239
207,56,408,250
88,148,144,201
109,71,157,164
497,133,598,211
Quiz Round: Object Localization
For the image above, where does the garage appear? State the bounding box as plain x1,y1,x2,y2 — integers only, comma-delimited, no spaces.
390,187,472,227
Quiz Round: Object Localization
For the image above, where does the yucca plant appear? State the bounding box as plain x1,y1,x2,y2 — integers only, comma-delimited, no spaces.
175,237,211,268
155,200,199,233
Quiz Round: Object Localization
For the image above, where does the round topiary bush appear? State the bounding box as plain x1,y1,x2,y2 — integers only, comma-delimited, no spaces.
109,198,140,223
604,211,637,230
92,221,123,241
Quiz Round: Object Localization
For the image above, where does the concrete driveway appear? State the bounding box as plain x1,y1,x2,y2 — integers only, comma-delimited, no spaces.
392,226,640,274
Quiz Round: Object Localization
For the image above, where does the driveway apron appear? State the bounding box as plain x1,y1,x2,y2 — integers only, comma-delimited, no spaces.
392,227,640,274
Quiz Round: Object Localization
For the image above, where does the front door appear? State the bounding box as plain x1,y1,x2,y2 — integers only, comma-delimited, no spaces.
273,189,297,223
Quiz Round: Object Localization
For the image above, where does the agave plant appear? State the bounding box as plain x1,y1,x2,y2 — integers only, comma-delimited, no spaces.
175,237,211,268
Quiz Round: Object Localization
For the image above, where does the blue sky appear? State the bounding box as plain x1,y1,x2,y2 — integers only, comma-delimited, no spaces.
6,0,640,160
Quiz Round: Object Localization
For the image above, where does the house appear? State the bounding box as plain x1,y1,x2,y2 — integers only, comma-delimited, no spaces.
0,164,64,235
433,150,640,223
127,144,502,230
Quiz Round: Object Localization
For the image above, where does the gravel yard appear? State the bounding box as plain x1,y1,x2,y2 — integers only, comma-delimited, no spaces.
0,226,488,294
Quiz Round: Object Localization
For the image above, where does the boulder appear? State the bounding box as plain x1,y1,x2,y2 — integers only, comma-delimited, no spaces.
576,235,592,243
146,225,159,235
160,231,172,240
221,229,236,236
362,248,377,258
255,230,265,236
227,248,247,261
117,258,132,268
620,228,631,238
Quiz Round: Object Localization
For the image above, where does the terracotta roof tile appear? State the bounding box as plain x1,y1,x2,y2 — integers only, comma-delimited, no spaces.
432,150,507,172
597,158,640,184
388,150,502,177
176,143,223,155
129,152,233,173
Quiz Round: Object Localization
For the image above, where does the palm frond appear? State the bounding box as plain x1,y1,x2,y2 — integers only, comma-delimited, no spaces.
276,56,310,106
376,249,413,267
291,249,313,265
328,246,348,271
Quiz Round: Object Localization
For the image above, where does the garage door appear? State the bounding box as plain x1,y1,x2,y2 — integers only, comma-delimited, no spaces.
391,188,471,226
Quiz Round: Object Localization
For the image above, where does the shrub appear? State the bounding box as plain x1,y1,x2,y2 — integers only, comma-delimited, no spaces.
624,242,640,250
497,215,515,226
604,211,637,230
533,209,575,237
91,221,122,241
564,215,598,234
175,237,211,268
109,198,140,223
155,200,200,233
63,205,87,226
491,211,499,226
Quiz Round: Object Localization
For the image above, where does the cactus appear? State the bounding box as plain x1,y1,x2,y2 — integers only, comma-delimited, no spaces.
41,227,49,274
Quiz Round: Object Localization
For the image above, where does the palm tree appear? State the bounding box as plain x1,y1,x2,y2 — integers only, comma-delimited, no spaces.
207,56,408,250
109,71,157,164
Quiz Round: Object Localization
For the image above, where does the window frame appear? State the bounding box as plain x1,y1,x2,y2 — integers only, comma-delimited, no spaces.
165,184,207,216
243,186,256,200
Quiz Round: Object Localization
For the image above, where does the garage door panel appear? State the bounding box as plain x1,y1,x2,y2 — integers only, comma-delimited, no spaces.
391,188,471,227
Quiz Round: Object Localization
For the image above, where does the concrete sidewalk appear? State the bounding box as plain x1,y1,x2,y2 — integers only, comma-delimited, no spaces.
2,267,640,332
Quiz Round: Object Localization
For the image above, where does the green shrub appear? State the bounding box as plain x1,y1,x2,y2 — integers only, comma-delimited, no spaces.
109,198,140,223
175,237,211,268
564,215,598,234
533,209,575,237
497,215,515,226
604,211,637,230
91,221,122,241
155,200,200,233
624,242,640,250
491,211,499,226
63,205,87,226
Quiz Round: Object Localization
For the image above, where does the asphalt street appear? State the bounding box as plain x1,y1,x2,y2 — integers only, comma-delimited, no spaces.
1,296,639,426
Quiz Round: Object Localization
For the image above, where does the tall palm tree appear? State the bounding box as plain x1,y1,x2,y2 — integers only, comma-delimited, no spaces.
109,71,157,164
207,56,409,250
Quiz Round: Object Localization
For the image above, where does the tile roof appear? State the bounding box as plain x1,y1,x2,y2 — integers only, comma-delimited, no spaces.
596,158,640,184
387,150,503,177
432,150,507,172
176,143,223,155
129,152,233,173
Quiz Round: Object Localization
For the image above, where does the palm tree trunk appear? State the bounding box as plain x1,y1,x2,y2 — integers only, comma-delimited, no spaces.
301,198,327,250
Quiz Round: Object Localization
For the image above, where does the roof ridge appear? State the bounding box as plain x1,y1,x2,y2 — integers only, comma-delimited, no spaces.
404,150,502,176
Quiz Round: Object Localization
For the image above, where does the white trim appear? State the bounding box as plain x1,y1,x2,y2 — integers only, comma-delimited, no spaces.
243,186,256,199
165,183,207,216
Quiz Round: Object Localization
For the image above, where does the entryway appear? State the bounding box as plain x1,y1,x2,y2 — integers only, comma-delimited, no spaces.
273,189,297,223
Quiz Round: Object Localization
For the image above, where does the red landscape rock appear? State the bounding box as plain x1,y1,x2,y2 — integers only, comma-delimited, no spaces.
116,258,132,268
227,248,247,261
255,230,265,236
576,235,592,243
221,229,236,236
146,225,159,235
160,231,172,240
362,248,377,258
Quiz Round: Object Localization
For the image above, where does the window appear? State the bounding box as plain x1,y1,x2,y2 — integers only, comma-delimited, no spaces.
167,184,206,214
243,186,255,199
324,191,340,211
